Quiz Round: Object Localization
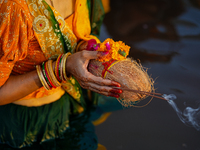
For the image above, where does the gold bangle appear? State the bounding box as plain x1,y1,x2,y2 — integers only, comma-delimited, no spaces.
47,60,61,87
62,52,71,81
55,54,63,82
45,61,57,88
75,40,85,52
36,65,50,90
60,55,65,81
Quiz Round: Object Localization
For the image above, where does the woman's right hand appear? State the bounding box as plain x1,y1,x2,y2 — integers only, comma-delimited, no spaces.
66,50,122,98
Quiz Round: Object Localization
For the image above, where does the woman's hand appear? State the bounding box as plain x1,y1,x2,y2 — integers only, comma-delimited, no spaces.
66,50,122,98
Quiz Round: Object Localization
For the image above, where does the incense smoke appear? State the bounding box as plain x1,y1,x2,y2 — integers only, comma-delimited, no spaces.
163,94,200,131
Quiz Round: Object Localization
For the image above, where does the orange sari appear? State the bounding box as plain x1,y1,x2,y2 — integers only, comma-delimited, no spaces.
0,0,100,102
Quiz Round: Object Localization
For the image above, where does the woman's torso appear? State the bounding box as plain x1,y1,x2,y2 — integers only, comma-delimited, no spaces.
8,0,78,106
0,0,101,106
12,1,76,75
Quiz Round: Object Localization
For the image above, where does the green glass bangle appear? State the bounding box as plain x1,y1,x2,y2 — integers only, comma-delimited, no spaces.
41,62,52,88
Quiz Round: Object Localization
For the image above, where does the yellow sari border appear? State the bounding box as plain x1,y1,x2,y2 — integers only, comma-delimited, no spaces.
13,88,65,107
26,0,77,59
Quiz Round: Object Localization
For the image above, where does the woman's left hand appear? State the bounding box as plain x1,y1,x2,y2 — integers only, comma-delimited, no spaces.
66,50,122,98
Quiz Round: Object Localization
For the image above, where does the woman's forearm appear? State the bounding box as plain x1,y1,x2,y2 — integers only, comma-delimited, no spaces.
0,70,42,105
0,61,57,105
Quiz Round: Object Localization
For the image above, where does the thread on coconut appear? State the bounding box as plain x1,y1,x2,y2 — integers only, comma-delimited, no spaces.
89,58,154,107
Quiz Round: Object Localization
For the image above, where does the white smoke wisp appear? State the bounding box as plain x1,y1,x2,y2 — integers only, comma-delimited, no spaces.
163,94,200,131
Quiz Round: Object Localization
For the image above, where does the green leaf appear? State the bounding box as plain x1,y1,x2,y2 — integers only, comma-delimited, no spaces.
118,50,126,57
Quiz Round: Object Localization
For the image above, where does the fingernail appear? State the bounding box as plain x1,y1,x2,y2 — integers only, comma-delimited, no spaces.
108,93,120,98
110,89,123,94
111,81,121,87
97,51,109,58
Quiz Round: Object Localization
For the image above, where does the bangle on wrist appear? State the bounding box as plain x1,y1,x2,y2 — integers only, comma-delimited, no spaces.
37,52,72,90
45,61,57,88
36,64,51,90
75,40,85,52
62,52,71,81
55,54,64,82
46,60,61,87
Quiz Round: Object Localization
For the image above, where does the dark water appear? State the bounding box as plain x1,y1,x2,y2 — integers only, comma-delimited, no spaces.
96,0,200,149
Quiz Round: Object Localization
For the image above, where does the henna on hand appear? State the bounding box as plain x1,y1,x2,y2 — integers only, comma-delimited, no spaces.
65,50,122,97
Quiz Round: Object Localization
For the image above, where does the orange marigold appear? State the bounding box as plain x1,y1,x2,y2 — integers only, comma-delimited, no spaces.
97,38,130,62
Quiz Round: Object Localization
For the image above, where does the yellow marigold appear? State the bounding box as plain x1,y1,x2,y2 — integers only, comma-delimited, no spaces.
97,38,130,62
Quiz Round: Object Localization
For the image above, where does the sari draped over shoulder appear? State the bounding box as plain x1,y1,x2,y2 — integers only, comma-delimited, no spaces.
17,0,102,103
0,0,105,148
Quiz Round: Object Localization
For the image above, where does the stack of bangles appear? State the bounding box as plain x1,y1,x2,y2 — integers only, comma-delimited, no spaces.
36,52,71,90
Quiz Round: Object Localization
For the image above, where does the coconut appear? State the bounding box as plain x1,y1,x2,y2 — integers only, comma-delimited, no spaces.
88,58,153,107
80,38,153,107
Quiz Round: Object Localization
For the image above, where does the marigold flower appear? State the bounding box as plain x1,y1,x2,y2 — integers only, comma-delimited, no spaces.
95,38,130,62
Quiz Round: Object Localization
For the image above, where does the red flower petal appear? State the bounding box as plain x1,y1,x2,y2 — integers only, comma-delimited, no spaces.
86,39,98,51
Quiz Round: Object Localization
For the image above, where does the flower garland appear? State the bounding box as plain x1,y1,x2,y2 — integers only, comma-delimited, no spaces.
87,38,130,62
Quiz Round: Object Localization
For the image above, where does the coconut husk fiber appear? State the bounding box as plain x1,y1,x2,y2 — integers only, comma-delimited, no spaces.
88,58,153,107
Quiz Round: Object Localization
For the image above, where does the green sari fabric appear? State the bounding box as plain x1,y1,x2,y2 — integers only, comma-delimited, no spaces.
88,0,105,39
0,94,70,148
0,94,98,149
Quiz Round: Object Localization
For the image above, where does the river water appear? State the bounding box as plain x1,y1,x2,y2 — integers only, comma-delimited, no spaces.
96,0,200,149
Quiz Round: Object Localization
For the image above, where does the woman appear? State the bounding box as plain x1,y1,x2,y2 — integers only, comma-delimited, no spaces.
0,0,122,149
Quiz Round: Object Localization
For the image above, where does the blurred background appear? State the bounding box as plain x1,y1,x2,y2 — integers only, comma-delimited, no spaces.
95,0,200,149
